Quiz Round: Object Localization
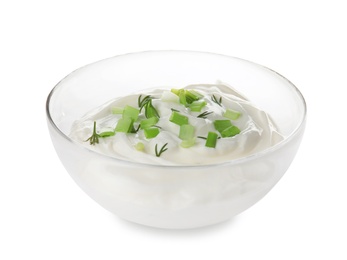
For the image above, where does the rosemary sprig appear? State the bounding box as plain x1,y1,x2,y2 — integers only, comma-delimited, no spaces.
85,121,99,145
197,111,213,119
130,124,141,133
171,108,179,112
138,95,151,111
211,95,222,106
155,143,168,157
197,135,221,140
138,95,160,118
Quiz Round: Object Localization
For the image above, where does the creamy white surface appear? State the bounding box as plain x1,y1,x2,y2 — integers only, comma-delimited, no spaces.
69,84,283,165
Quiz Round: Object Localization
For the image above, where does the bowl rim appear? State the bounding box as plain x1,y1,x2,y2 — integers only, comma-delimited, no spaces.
46,50,307,168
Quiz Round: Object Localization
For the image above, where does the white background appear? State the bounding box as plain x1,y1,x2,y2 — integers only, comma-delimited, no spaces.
1,0,346,259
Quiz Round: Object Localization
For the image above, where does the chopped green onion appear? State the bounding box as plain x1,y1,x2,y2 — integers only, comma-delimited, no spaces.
223,108,241,120
178,89,187,106
171,88,203,106
111,107,123,114
140,117,159,129
180,138,195,148
221,125,241,137
161,91,179,102
171,88,180,95
189,101,207,112
213,120,232,133
144,127,160,139
185,90,201,104
205,132,218,148
115,118,133,133
179,124,195,140
122,105,139,121
99,131,115,137
135,142,145,151
169,111,189,126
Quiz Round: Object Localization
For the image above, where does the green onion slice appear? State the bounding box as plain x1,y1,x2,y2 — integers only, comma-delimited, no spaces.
179,124,195,140
205,132,218,148
169,111,189,126
213,120,232,133
140,117,159,130
221,125,241,137
180,138,195,148
144,127,160,139
223,109,241,120
122,105,139,121
115,118,133,133
189,101,207,112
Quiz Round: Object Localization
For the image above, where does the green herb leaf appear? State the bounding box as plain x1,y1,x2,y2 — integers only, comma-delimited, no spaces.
197,111,213,119
155,143,168,157
211,94,222,106
85,121,100,145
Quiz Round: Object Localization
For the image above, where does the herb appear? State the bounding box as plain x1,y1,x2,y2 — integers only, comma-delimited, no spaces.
138,95,160,118
155,143,168,157
85,121,99,145
171,108,179,112
130,124,141,133
211,94,222,106
197,111,213,119
138,95,151,110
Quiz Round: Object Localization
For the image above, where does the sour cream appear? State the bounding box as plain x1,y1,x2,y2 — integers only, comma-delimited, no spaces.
69,84,283,165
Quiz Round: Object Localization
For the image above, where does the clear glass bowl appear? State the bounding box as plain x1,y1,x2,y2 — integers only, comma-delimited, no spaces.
46,51,306,229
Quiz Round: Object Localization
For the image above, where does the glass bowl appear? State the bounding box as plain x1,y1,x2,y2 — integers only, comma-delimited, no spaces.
46,51,306,229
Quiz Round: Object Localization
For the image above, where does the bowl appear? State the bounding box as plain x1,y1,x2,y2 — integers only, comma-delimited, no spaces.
46,51,306,229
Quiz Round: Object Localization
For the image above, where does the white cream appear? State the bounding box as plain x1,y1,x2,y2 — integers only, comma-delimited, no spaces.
69,84,283,165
